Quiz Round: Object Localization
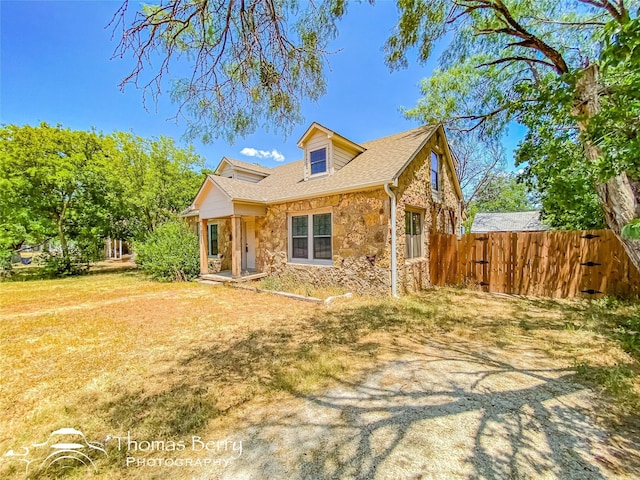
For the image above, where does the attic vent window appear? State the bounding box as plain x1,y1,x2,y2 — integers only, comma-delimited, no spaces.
310,148,327,175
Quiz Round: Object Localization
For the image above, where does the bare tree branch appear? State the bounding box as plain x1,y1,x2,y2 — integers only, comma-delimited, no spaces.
109,0,341,142
477,56,556,70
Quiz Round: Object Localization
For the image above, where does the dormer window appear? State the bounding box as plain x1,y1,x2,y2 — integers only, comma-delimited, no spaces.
297,123,366,181
310,148,327,175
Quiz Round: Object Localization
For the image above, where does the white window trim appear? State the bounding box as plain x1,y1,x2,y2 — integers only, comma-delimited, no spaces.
207,222,220,258
307,144,332,179
405,208,425,261
287,209,333,266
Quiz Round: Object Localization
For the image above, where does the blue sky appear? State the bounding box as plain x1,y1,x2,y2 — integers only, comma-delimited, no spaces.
1,0,524,172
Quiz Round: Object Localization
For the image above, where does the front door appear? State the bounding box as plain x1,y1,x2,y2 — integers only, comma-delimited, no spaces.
241,218,256,271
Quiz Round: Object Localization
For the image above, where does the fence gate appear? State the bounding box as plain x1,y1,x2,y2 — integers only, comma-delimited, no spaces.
430,230,640,298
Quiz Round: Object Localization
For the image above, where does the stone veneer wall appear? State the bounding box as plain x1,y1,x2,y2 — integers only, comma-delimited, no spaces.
396,133,462,294
255,189,392,295
206,218,232,273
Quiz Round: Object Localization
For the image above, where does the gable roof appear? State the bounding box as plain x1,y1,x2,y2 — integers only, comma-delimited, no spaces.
195,124,463,206
214,157,273,176
296,121,366,153
471,211,548,233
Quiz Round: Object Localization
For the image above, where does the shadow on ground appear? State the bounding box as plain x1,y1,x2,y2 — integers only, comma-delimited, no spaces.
97,291,640,479
228,337,640,479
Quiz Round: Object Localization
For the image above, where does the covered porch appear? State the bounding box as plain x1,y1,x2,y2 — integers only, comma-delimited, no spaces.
199,213,263,279
193,173,267,280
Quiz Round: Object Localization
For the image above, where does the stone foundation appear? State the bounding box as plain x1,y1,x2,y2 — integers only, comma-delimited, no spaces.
260,250,391,295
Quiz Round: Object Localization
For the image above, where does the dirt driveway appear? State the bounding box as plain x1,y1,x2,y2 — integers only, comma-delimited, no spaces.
211,335,637,479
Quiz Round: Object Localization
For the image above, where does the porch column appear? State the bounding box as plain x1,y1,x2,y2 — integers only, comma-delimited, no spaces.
231,215,242,278
200,219,208,275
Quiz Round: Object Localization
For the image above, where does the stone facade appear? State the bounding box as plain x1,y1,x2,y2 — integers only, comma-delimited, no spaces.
255,189,392,295
395,132,461,294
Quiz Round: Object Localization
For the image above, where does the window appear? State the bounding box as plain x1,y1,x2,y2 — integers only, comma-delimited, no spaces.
289,212,332,263
208,223,218,256
310,148,327,175
313,213,332,259
431,151,440,191
405,211,422,259
291,216,308,259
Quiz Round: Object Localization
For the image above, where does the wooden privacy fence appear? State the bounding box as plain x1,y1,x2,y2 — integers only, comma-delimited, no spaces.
430,230,640,298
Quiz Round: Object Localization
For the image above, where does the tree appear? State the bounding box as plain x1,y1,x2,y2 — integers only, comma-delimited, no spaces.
447,130,506,204
0,124,205,275
463,172,534,231
105,132,204,240
0,123,110,269
516,76,606,230
111,0,355,142
387,0,640,271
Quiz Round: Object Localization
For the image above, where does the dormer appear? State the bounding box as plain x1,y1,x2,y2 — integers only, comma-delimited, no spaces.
214,157,272,183
297,122,366,181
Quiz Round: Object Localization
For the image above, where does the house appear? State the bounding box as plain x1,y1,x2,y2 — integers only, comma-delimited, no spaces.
470,211,548,233
188,122,464,295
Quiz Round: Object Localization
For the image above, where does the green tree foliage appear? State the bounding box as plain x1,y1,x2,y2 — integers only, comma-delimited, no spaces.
105,133,204,240
516,76,606,230
0,123,110,271
0,124,205,276
593,16,640,181
134,219,200,281
464,172,534,231
112,0,361,142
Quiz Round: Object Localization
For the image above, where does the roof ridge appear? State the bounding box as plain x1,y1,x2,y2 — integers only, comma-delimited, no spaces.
360,124,438,146
224,157,273,172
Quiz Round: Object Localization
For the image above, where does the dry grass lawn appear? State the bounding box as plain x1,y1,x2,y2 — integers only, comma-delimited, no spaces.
1,272,639,479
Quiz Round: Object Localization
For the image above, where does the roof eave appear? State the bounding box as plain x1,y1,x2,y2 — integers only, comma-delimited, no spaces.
265,181,389,205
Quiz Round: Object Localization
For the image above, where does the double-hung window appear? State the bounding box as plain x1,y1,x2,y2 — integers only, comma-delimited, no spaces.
291,216,309,259
208,223,218,256
289,212,332,264
431,151,440,191
405,211,422,259
310,148,327,175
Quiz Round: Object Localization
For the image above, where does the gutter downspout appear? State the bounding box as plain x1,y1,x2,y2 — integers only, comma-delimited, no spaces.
384,182,399,298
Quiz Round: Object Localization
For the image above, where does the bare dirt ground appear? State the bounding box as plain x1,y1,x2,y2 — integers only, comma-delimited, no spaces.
211,335,639,480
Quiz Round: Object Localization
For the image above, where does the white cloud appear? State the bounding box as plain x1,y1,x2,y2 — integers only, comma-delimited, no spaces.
240,147,285,162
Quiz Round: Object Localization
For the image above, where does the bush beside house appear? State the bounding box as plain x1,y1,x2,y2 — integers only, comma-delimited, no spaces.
135,220,200,281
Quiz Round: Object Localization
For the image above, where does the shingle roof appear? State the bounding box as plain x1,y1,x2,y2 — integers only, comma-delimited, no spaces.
471,211,548,233
216,157,273,176
209,124,441,203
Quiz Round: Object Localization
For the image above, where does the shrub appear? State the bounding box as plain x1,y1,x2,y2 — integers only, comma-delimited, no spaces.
135,220,199,281
37,247,91,278
0,248,12,278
